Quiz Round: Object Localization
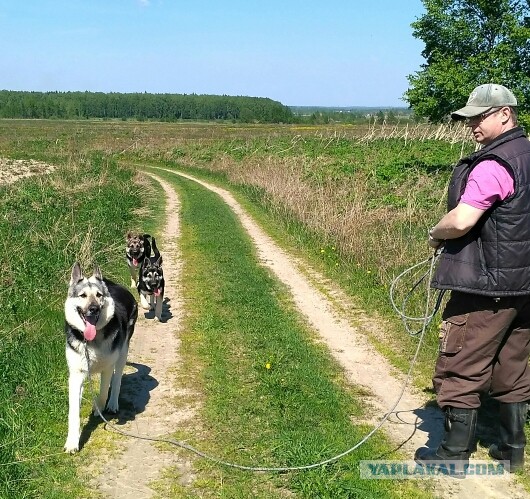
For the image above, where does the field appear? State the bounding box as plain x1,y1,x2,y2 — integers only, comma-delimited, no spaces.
1,119,527,498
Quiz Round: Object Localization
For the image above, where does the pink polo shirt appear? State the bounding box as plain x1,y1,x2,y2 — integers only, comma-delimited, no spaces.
460,159,515,209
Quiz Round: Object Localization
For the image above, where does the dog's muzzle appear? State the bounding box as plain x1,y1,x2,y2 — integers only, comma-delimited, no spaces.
77,305,100,341
78,305,100,329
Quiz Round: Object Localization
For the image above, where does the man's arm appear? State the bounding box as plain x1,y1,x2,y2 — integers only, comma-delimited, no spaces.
430,203,486,241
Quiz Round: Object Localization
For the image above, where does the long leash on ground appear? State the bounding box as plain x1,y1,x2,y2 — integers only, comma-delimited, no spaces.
86,252,440,472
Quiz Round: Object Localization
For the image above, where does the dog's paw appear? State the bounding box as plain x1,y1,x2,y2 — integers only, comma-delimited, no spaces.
92,405,104,418
105,401,119,414
64,439,79,454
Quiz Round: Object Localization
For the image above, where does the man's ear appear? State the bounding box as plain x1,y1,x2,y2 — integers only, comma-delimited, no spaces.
501,107,511,124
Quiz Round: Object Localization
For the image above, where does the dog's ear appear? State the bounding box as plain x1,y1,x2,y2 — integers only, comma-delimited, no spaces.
70,262,84,285
156,255,163,266
92,265,103,281
126,231,134,241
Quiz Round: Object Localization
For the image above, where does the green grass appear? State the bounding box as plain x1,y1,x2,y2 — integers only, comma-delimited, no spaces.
146,167,431,498
0,154,144,498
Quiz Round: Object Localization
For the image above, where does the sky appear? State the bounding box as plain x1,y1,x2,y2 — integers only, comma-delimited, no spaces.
0,1,426,108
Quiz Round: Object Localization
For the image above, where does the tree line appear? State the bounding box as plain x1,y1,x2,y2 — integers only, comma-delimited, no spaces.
0,91,294,123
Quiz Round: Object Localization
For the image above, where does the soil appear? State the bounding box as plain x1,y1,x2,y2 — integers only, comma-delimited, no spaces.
0,158,56,184
5,161,528,497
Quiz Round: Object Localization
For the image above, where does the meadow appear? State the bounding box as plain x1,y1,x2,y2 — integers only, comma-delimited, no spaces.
3,119,522,497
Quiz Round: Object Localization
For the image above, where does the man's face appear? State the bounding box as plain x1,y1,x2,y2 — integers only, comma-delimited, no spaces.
466,107,511,145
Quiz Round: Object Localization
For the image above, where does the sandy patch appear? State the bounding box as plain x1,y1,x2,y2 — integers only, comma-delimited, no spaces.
0,158,56,185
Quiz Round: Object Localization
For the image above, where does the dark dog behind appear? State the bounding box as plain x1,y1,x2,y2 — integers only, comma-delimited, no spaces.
126,232,151,288
64,262,137,453
137,237,165,321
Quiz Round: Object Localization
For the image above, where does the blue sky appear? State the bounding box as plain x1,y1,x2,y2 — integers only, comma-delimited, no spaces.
0,1,426,107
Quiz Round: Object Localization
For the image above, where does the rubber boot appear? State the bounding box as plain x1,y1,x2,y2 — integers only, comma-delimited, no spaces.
489,401,527,472
415,407,477,478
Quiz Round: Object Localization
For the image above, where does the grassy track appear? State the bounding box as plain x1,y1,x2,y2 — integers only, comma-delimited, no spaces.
0,154,431,498
147,167,430,498
144,161,443,391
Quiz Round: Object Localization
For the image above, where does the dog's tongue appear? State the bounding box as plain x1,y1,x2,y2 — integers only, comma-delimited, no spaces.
83,315,98,341
154,289,161,297
133,258,138,266
84,322,97,341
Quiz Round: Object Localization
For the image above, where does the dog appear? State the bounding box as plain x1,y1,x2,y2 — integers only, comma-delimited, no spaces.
137,237,165,321
64,262,137,453
126,232,151,288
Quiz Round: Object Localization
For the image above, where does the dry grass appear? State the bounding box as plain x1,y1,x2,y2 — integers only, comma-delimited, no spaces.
0,119,471,285
172,146,456,283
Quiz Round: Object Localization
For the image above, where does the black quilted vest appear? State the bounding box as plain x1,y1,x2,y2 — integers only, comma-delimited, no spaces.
431,127,530,296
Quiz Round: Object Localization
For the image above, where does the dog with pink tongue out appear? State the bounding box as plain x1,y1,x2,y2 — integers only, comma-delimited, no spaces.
126,232,151,288
63,262,137,453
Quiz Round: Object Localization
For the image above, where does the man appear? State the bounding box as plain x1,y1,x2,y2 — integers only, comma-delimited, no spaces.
414,84,530,475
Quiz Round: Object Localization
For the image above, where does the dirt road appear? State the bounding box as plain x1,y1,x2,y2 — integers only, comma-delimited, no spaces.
92,168,528,498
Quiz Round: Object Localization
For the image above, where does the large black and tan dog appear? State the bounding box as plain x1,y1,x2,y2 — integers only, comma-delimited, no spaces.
64,262,137,453
137,237,165,321
126,232,151,288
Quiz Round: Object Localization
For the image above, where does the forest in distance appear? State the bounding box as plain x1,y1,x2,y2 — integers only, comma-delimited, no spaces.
0,90,414,125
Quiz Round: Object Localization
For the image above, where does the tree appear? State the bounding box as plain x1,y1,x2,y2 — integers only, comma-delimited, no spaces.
404,0,530,126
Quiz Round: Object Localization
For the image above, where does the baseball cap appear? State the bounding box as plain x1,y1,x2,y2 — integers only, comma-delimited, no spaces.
451,83,517,120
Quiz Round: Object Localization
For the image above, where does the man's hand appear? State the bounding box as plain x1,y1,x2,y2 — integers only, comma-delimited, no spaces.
428,229,443,249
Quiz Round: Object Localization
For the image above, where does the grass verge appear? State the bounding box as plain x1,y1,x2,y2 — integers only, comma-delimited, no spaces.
0,154,146,498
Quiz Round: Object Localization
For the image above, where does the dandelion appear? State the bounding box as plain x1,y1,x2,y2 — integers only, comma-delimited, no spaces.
265,362,271,370
320,249,325,253
367,270,372,274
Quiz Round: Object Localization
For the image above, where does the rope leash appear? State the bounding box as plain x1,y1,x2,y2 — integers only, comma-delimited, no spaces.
390,250,445,336
84,252,439,472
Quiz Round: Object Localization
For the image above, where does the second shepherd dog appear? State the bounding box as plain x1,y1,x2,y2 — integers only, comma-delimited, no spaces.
126,232,151,288
64,262,137,453
137,237,165,321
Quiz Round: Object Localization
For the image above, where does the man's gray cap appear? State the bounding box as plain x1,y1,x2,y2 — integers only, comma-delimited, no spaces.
451,84,517,120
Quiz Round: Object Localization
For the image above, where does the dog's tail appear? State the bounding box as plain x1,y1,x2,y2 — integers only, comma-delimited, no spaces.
151,237,162,265
143,234,152,257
